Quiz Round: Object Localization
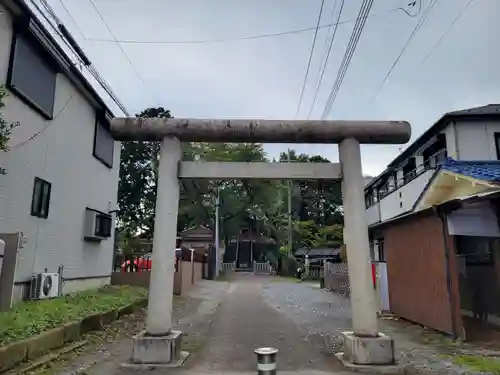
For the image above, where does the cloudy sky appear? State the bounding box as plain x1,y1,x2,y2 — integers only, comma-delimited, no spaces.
41,0,497,176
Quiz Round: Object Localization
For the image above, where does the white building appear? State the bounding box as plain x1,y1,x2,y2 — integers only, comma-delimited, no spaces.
0,0,120,300
365,104,500,257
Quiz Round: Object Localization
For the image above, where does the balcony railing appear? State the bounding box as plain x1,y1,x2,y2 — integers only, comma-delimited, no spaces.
366,149,447,206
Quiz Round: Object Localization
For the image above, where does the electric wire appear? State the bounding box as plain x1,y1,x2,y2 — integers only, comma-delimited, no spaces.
321,0,373,119
421,0,474,64
370,0,440,103
321,0,374,120
87,0,160,106
32,0,129,115
55,0,86,38
294,0,325,119
307,0,345,119
318,0,340,64
399,0,422,17
83,5,418,46
9,96,74,150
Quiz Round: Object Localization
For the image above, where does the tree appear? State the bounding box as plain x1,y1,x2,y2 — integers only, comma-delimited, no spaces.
0,85,19,174
279,151,343,227
118,118,344,255
117,107,170,236
178,142,279,248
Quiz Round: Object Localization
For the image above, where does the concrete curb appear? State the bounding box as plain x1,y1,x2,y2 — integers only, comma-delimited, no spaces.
0,297,148,373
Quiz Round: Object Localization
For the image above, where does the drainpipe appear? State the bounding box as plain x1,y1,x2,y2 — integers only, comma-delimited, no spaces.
434,204,460,339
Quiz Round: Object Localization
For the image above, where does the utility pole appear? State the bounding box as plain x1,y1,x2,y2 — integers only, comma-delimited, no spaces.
215,184,220,277
287,148,292,254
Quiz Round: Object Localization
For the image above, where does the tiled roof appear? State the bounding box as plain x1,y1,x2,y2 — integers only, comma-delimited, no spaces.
441,159,500,184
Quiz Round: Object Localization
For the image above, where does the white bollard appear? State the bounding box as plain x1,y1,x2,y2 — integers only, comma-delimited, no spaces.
255,347,278,375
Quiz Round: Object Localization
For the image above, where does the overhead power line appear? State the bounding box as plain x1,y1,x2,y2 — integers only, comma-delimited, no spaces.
399,0,422,17
370,0,440,103
294,0,325,119
10,95,74,150
55,0,86,38
33,0,129,115
87,0,160,106
421,0,474,64
307,0,345,119
321,0,374,120
82,5,416,46
321,0,373,119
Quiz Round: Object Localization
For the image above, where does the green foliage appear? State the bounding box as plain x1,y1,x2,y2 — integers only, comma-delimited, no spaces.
0,85,20,175
117,107,344,250
452,355,500,374
293,221,343,249
0,285,147,345
117,107,169,236
282,255,299,277
179,142,279,245
116,231,142,256
279,150,343,227
279,245,290,256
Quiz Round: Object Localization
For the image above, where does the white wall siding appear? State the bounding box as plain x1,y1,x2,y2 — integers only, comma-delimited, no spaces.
0,8,120,283
379,169,435,222
454,120,500,160
366,203,381,226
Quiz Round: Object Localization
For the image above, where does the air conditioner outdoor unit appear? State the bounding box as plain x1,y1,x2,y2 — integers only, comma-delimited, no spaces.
84,208,112,241
30,272,60,300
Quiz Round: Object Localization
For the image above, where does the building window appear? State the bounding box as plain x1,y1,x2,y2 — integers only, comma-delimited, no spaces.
31,177,51,218
402,158,417,184
7,33,57,119
456,236,494,266
94,213,112,238
495,133,500,160
93,118,114,168
378,181,389,200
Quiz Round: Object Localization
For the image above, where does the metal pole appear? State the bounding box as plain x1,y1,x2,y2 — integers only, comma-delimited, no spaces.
255,347,278,375
287,149,292,254
215,184,220,277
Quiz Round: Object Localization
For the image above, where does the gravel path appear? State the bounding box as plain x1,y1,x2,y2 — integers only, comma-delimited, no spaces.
263,281,352,355
188,274,342,373
262,280,473,375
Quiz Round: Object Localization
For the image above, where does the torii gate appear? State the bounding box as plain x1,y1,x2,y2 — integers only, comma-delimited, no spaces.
111,118,411,369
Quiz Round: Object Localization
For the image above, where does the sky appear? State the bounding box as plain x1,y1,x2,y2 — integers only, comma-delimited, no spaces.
40,0,498,177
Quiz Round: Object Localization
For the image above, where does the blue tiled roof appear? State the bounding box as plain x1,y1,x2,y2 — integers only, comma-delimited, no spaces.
441,159,500,184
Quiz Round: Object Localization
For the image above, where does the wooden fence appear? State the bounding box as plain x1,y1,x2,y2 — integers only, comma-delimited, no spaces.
111,251,207,295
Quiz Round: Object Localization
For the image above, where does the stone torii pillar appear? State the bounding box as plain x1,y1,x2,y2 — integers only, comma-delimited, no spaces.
111,118,411,369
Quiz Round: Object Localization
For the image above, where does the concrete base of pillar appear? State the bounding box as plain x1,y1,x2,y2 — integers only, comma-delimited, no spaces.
337,331,398,370
121,330,189,369
335,353,403,374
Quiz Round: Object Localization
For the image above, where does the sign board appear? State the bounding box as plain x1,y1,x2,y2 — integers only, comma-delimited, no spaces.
447,202,500,237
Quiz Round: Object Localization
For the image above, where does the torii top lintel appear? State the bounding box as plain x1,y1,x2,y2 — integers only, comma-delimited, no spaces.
110,118,411,144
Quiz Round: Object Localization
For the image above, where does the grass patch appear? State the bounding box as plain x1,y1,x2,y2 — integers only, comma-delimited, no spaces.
0,285,147,346
452,354,500,374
